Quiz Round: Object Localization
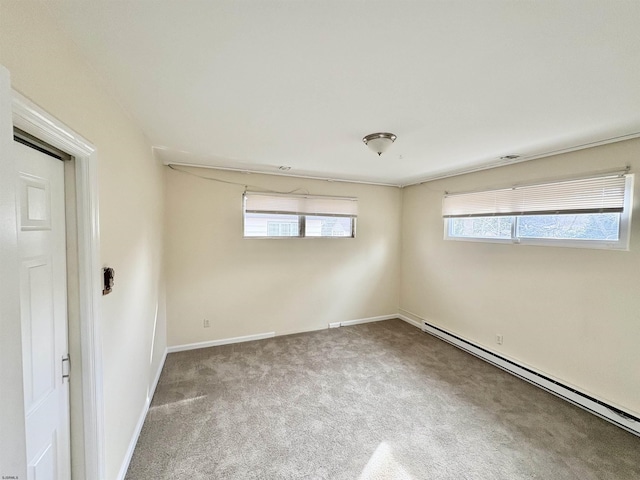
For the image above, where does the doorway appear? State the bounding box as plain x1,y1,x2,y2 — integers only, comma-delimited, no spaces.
14,132,72,479
0,70,106,480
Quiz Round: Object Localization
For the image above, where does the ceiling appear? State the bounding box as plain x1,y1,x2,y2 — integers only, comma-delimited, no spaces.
44,1,640,186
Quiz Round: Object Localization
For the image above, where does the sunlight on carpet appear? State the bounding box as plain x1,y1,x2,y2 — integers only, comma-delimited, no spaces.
150,394,208,409
358,442,414,480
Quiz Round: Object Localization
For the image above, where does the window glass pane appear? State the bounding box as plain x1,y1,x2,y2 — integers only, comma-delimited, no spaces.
516,213,620,240
244,213,299,237
449,216,513,239
306,216,353,237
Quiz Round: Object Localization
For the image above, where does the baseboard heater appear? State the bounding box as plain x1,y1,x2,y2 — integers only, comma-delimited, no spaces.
421,321,640,437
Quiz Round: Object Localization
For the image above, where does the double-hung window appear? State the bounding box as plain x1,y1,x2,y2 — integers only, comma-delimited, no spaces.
443,173,634,250
243,192,357,238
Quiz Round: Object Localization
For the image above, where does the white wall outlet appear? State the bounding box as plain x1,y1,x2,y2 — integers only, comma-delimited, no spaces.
496,334,503,345
203,319,210,328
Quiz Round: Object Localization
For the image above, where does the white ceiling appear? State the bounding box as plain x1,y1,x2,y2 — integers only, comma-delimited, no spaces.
45,1,640,186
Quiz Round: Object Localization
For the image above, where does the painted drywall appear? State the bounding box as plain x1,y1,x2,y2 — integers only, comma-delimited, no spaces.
0,3,167,479
400,138,640,415
165,167,401,347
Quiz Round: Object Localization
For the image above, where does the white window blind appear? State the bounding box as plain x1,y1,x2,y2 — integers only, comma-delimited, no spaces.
442,175,628,218
244,192,358,218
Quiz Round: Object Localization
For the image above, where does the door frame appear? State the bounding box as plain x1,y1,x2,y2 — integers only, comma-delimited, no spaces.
0,66,106,479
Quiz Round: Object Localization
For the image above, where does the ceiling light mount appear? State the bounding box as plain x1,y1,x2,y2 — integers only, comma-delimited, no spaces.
363,132,397,156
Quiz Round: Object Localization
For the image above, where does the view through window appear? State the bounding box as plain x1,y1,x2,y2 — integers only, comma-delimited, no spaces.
443,173,633,249
243,193,357,238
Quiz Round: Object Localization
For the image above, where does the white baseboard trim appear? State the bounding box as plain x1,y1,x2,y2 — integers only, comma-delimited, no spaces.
400,309,640,437
397,313,422,329
167,331,276,353
328,314,398,329
113,311,638,480
116,347,168,480
148,348,167,403
170,317,401,353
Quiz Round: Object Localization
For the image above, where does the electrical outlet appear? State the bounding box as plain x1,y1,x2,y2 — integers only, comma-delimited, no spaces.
496,334,503,345
203,319,210,328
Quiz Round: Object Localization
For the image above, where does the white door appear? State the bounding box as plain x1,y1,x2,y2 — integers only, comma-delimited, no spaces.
16,140,71,480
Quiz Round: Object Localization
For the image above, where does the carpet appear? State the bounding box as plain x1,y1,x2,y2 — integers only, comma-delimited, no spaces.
125,319,640,479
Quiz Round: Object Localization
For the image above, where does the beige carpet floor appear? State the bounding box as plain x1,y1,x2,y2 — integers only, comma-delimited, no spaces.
125,319,640,479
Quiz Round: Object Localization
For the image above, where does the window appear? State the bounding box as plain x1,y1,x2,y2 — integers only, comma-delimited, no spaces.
243,192,357,238
305,216,354,237
267,220,299,237
443,173,634,249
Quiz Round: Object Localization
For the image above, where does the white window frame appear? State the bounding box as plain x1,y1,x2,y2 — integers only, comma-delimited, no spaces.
242,193,357,239
444,174,634,250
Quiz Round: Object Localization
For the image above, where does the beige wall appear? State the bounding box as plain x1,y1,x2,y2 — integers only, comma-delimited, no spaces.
2,7,637,478
0,2,166,479
165,167,401,346
400,138,640,415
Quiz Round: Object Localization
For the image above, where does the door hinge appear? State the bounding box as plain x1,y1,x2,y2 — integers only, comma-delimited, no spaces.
62,354,71,382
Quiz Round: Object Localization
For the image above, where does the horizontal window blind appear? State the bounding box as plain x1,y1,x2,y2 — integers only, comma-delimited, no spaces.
442,175,627,218
244,192,358,217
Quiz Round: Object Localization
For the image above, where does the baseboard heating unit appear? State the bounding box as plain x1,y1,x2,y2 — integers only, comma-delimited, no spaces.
421,321,640,437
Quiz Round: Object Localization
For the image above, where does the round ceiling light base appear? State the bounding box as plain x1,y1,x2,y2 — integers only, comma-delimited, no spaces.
363,132,397,156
